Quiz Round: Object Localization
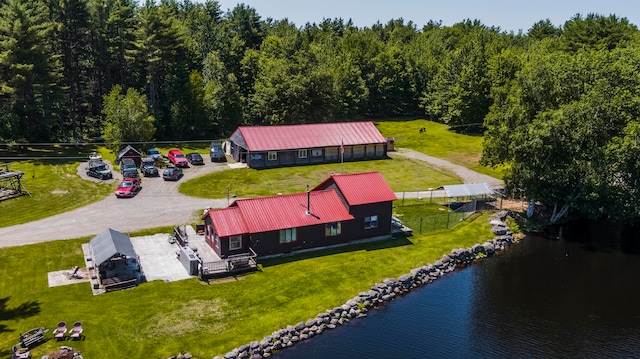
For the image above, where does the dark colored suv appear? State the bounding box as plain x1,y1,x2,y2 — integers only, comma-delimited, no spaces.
120,158,139,178
86,160,113,180
140,157,159,177
210,141,226,162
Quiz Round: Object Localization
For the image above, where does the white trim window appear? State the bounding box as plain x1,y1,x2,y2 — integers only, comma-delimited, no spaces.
325,222,341,236
229,235,242,250
364,215,378,229
298,149,308,159
268,151,277,161
279,228,297,243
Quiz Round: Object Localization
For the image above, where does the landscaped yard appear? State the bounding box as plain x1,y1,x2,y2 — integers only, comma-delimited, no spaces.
0,119,508,358
0,213,494,358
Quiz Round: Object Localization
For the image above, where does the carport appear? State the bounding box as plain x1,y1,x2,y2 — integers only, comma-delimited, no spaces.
437,183,496,199
89,228,141,292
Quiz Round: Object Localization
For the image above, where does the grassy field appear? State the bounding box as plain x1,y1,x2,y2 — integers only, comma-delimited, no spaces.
0,212,494,358
0,161,114,228
375,119,505,179
179,156,459,198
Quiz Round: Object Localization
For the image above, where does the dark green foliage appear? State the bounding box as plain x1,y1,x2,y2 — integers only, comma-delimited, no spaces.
1,1,640,222
0,0,62,141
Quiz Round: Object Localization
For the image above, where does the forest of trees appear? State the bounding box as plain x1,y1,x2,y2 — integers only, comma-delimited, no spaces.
2,0,640,222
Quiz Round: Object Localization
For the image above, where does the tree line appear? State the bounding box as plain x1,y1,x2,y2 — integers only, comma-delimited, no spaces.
2,0,640,221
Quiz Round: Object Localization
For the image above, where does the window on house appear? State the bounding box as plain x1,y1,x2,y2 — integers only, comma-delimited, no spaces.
268,151,277,161
298,149,308,158
229,235,242,250
325,222,341,236
312,149,322,157
279,228,297,243
364,215,378,229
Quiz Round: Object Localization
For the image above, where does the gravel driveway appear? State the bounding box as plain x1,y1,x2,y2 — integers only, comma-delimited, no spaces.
0,160,229,247
0,148,502,248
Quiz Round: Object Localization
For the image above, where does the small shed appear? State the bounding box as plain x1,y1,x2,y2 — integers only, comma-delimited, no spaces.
116,145,143,166
89,228,141,291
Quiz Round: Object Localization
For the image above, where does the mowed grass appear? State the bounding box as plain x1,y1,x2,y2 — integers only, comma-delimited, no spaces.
180,156,459,199
0,161,114,228
375,119,505,179
0,212,493,358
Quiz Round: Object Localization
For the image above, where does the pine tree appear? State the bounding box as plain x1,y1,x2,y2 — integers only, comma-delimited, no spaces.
0,0,62,141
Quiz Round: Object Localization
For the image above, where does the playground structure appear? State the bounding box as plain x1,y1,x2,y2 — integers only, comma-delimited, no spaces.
0,163,29,201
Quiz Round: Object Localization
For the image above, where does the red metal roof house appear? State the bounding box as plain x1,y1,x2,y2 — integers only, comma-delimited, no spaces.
201,172,397,258
227,121,388,168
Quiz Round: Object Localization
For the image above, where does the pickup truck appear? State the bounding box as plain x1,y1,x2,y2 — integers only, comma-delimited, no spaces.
167,149,189,167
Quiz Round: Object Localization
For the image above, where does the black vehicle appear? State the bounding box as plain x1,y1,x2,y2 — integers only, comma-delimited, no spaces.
86,160,113,180
162,166,183,181
120,158,139,178
210,141,226,162
140,157,159,177
186,152,204,165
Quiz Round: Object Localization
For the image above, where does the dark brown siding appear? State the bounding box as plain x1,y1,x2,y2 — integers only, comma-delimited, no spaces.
249,223,352,257
344,201,393,240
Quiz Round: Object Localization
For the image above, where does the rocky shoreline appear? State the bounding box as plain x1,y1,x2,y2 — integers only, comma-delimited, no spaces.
169,211,515,359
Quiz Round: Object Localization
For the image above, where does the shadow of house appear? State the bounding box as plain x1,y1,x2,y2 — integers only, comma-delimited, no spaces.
89,228,141,292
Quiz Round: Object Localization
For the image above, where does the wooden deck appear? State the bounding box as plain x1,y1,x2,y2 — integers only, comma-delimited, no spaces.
200,248,259,278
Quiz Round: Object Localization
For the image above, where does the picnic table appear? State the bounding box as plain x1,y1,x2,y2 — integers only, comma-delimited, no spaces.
19,327,48,348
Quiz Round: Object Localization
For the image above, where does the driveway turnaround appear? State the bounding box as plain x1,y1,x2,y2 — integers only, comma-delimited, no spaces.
0,149,503,248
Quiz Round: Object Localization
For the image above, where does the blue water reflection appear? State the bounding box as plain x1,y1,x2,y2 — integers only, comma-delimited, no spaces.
275,236,640,358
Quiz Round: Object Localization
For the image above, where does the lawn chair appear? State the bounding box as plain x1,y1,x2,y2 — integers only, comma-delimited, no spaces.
68,321,83,340
53,321,67,341
12,345,30,359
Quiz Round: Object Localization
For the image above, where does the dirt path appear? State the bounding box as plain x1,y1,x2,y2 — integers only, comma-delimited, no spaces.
0,160,230,247
0,148,503,248
394,148,503,187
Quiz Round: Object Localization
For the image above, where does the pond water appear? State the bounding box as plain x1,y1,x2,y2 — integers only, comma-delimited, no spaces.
275,229,640,358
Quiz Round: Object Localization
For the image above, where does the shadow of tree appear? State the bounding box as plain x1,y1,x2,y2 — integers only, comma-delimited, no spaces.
0,297,42,333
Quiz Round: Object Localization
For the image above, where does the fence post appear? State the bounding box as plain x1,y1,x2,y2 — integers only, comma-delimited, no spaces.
447,211,451,229
402,191,405,206
419,217,423,234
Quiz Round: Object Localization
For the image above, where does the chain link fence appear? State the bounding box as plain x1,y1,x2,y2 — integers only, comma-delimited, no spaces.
400,199,479,235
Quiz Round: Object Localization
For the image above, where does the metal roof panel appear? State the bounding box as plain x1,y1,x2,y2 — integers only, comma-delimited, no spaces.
316,172,397,206
237,122,386,151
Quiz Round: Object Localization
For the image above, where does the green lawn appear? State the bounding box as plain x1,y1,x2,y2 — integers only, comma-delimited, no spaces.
0,212,494,358
179,156,460,198
375,119,505,179
0,161,114,228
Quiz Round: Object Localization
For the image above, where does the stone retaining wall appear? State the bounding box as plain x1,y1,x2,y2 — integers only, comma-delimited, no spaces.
193,211,514,359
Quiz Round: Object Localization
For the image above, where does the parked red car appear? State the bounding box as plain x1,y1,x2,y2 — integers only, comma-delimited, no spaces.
167,149,189,167
115,177,141,198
